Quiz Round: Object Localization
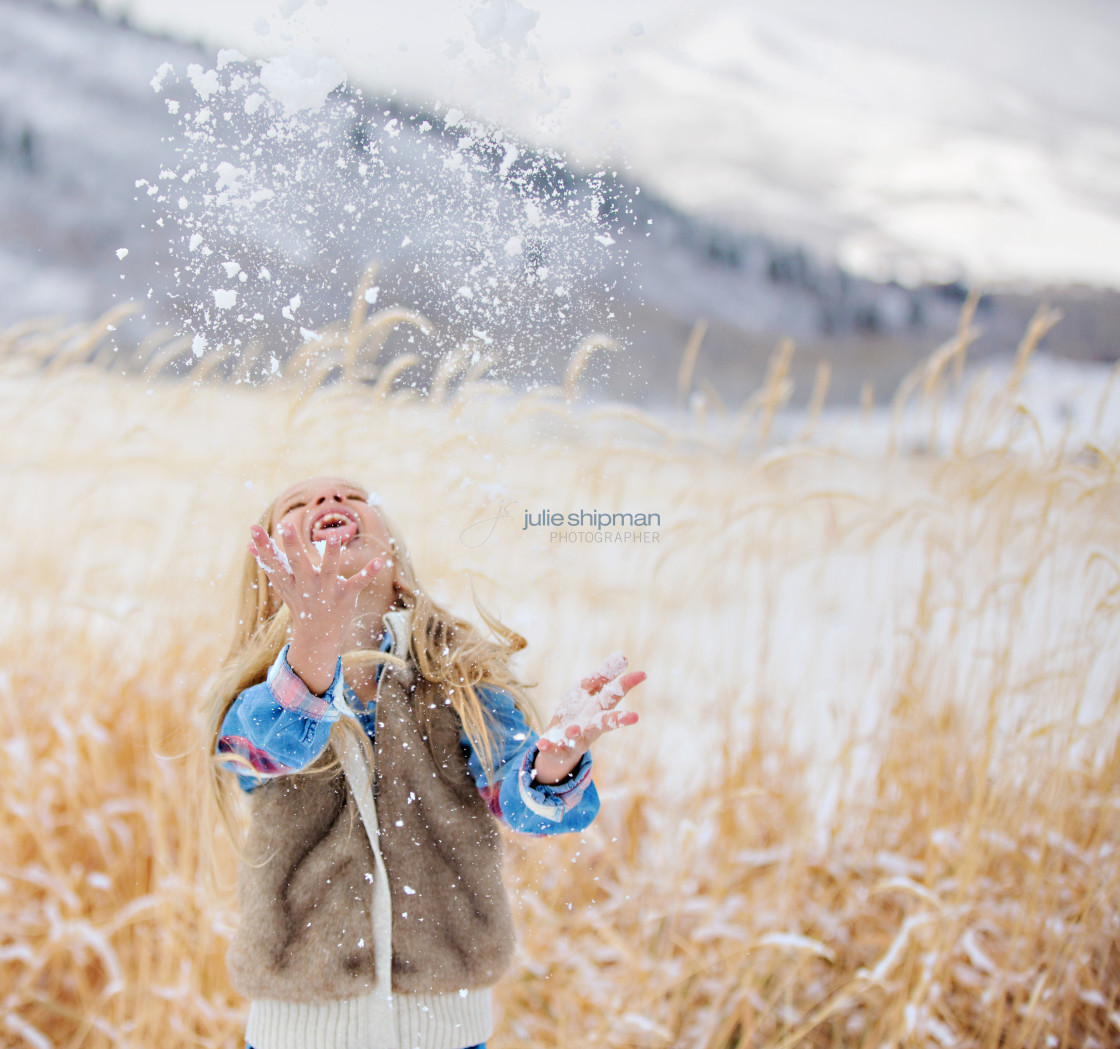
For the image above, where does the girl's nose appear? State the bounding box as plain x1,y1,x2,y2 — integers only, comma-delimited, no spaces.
314,489,345,505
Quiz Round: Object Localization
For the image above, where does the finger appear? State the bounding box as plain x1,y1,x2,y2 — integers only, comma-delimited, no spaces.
579,651,628,694
557,722,598,752
247,539,273,572
249,526,292,578
592,709,639,734
619,670,647,695
538,721,582,750
247,541,270,575
535,713,564,751
559,711,636,754
594,677,627,712
277,522,311,574
578,672,609,694
343,555,384,596
319,530,343,578
267,533,298,579
592,670,647,715
249,524,277,564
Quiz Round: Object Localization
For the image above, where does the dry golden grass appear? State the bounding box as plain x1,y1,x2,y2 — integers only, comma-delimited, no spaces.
1,302,1119,1049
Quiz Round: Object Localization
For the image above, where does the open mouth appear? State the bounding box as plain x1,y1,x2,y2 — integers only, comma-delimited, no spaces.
309,509,359,545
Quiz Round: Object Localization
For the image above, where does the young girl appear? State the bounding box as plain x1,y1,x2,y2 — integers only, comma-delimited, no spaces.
207,476,645,1049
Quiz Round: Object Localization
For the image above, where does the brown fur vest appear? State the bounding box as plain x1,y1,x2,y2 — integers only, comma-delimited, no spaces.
225,646,516,1002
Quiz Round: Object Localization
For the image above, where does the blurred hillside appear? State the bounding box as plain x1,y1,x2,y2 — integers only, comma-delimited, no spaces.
2,0,1118,405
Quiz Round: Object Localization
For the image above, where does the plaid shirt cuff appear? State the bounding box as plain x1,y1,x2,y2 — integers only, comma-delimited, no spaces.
516,745,593,823
267,643,345,722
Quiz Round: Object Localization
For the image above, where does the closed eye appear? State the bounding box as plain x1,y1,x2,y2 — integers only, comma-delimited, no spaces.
280,500,306,515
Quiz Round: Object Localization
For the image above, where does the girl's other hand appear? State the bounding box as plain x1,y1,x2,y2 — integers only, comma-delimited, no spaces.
249,522,382,694
534,652,645,785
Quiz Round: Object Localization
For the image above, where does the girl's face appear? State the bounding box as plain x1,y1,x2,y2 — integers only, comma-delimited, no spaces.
270,476,394,581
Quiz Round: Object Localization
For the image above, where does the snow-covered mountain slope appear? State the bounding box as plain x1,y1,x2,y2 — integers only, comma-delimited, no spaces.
0,1,199,321
2,0,1117,406
75,0,1120,291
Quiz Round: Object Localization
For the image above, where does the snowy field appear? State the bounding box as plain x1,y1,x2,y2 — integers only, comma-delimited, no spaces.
1,309,1118,1047
3,2,1120,1045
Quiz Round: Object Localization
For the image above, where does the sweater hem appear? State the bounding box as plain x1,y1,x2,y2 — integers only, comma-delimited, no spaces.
245,987,493,1049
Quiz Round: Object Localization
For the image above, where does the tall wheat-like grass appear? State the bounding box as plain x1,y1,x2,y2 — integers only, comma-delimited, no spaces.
0,303,1118,1048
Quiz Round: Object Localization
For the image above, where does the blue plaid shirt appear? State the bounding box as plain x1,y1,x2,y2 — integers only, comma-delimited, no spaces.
217,633,597,836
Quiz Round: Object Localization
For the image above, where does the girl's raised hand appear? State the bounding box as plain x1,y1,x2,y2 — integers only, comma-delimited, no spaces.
249,522,382,694
534,652,645,785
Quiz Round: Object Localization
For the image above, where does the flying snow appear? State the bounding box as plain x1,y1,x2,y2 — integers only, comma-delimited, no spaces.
258,51,346,117
143,47,639,387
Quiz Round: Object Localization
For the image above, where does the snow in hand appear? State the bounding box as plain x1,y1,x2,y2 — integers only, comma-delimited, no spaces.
541,652,629,747
253,533,293,577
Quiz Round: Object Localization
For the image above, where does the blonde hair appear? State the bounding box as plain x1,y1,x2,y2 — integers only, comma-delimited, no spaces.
205,484,536,840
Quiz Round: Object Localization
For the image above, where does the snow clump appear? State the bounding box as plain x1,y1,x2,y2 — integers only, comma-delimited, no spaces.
259,51,346,117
